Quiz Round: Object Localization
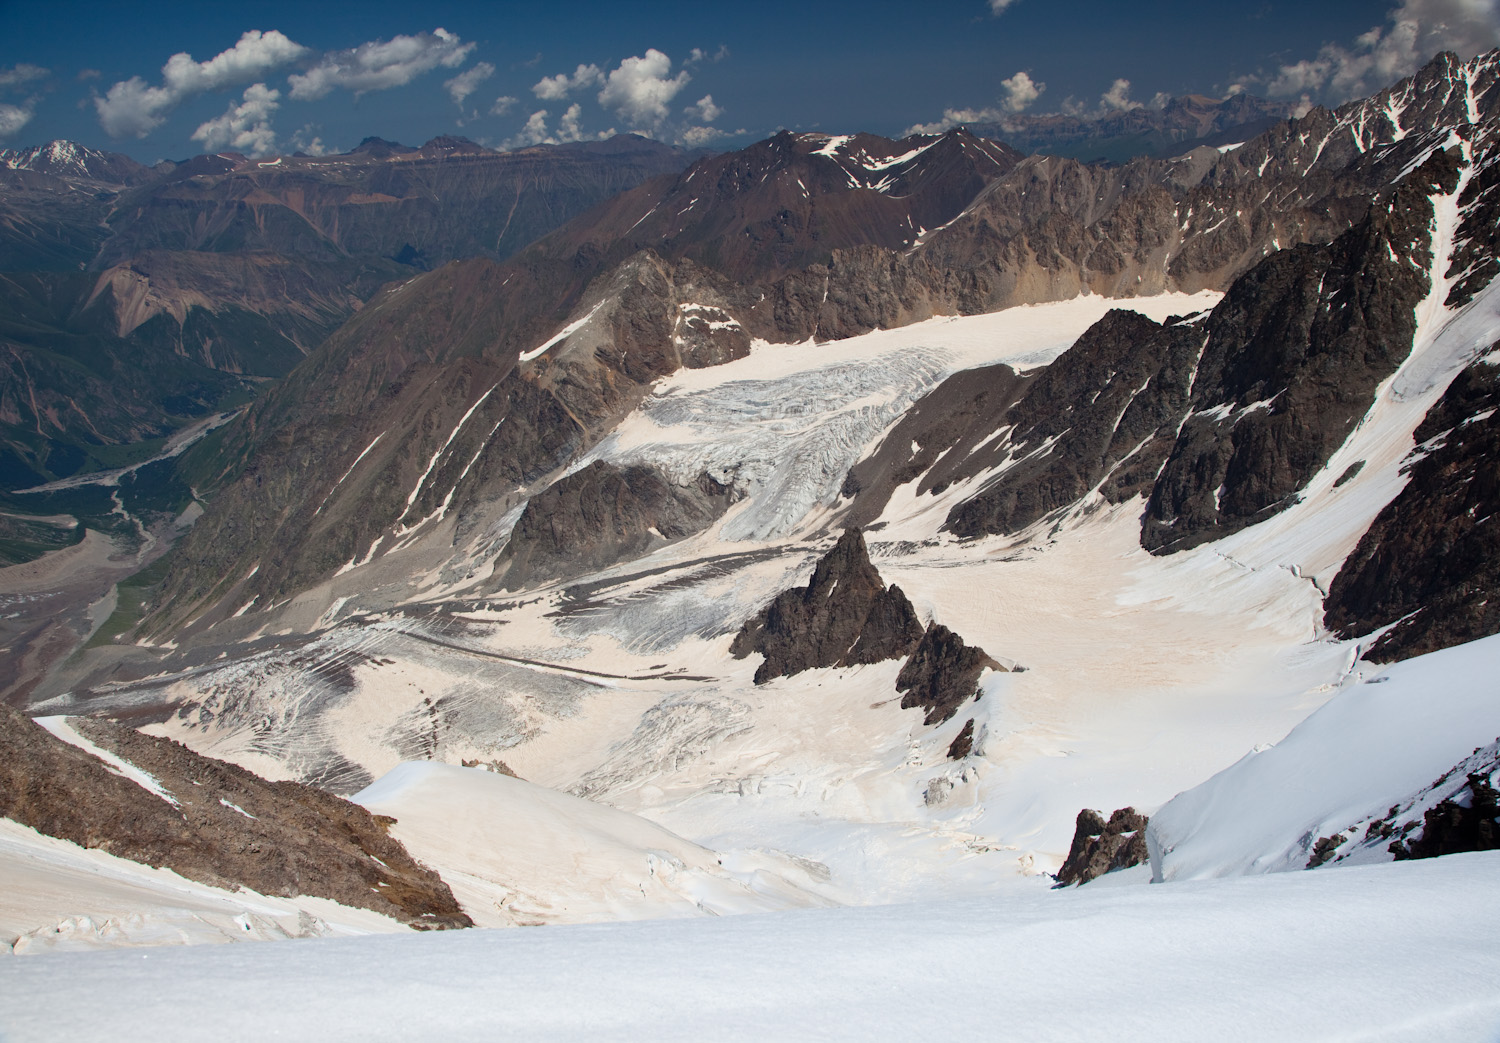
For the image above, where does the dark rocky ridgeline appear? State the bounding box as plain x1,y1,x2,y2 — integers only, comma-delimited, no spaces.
1053,807,1150,886
730,529,924,683
895,622,1001,725
944,310,1208,538
1324,357,1500,661
1140,148,1458,552
495,461,738,590
0,706,471,929
937,146,1461,550
137,51,1500,638
963,92,1295,163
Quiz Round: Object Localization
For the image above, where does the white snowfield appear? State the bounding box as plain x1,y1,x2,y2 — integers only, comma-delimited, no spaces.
1,852,1496,1041
352,762,835,926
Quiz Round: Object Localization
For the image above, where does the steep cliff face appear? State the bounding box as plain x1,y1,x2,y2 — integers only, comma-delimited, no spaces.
731,529,924,684
0,707,470,929
1324,358,1500,662
1139,149,1456,552
929,146,1465,553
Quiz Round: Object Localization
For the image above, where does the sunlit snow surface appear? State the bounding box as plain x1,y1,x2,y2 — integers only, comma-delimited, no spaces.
3,852,1497,1041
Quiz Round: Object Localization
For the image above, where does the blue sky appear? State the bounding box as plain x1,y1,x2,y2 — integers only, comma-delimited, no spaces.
1,0,1496,161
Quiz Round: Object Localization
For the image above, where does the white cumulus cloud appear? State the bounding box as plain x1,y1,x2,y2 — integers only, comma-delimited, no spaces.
288,28,474,100
902,69,1042,135
446,62,494,108
163,30,306,95
191,83,281,157
0,102,34,140
597,49,690,130
1000,70,1044,112
93,30,304,139
1265,0,1500,102
0,63,48,142
491,95,518,116
0,64,49,90
533,63,604,100
678,124,744,147
686,45,730,65
989,0,1022,12
1099,78,1143,111
684,94,722,122
95,30,305,139
501,103,610,149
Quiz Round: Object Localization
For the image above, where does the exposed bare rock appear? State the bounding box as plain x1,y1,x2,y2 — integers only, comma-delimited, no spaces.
1393,771,1500,861
1140,150,1456,552
946,718,977,760
1324,357,1500,662
0,706,471,930
496,461,738,590
730,529,924,684
895,622,1001,725
1054,807,1150,886
945,310,1206,538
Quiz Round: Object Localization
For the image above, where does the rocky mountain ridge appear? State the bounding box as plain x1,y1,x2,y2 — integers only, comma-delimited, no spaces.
137,51,1500,638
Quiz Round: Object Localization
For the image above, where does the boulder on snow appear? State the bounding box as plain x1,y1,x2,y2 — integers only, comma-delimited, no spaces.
1054,807,1150,886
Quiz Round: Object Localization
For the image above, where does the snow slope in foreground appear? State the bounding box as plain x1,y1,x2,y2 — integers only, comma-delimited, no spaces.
2,852,1496,1042
0,819,404,955
1148,631,1500,880
352,762,833,926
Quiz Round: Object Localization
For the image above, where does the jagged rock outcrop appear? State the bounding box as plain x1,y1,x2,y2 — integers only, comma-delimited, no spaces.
496,461,737,590
730,529,924,684
946,718,977,760
1393,771,1500,860
0,707,471,929
1054,807,1150,886
895,622,1001,725
1324,357,1500,661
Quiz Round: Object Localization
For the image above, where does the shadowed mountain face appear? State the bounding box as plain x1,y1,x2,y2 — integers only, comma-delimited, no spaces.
1324,358,1500,662
496,461,738,591
900,145,1465,558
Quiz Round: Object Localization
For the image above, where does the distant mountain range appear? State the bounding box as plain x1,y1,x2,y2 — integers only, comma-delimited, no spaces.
0,134,697,489
963,92,1296,163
